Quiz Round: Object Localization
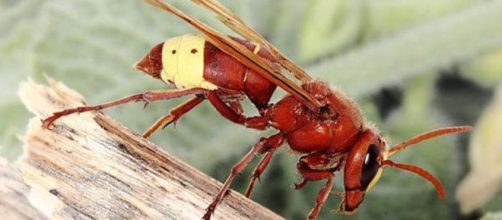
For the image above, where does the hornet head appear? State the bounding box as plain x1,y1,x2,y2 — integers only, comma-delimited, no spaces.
340,126,471,214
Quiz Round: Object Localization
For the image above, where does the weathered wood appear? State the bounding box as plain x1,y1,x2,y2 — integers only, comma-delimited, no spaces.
18,79,283,220
0,158,47,220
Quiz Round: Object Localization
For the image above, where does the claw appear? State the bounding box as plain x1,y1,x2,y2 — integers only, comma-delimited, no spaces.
161,121,172,129
294,178,307,190
161,115,176,129
41,118,50,128
42,115,58,128
202,203,217,220
331,189,344,197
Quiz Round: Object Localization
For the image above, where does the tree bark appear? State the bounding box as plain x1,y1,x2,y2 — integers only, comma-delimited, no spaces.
17,79,283,220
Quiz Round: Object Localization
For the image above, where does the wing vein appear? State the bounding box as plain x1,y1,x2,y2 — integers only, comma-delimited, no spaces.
192,0,313,82
144,0,321,110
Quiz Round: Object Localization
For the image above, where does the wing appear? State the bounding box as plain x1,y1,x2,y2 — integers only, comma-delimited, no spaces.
144,0,322,111
191,0,312,82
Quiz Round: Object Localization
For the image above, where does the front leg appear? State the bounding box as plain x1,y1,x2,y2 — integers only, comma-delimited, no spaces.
308,176,334,220
294,153,342,219
42,88,207,128
294,166,336,220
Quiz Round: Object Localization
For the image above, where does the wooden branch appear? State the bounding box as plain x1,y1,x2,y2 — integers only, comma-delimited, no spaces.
18,79,283,220
0,158,46,220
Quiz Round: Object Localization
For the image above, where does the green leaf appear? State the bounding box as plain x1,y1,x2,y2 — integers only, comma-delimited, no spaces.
460,48,502,88
364,0,482,39
299,0,364,63
482,211,502,220
456,84,502,214
307,0,502,98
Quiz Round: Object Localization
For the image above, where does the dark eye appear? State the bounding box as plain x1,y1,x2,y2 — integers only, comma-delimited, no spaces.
360,144,380,189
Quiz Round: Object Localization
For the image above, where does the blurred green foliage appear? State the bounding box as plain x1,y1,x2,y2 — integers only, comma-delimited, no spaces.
456,84,502,215
1,0,501,219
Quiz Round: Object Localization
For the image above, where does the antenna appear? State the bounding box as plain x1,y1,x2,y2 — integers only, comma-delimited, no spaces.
388,126,471,157
382,160,445,199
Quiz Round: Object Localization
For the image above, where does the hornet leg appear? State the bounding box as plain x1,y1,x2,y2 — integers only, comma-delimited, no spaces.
244,149,276,198
206,91,268,130
203,133,283,220
307,175,334,220
42,88,207,128
143,96,205,138
226,98,244,115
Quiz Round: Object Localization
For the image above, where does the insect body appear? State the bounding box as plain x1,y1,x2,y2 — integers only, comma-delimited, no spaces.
42,0,473,219
133,32,382,217
136,34,277,111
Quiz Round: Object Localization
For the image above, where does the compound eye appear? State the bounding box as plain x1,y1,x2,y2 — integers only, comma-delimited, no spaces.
360,144,380,189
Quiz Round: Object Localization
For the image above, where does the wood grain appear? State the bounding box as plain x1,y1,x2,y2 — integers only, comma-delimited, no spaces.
18,79,284,220
0,158,46,220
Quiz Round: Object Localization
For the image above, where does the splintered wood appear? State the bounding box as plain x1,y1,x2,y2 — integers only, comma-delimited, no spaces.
18,79,283,220
0,159,46,220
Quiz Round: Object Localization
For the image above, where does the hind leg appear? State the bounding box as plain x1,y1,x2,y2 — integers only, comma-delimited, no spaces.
43,88,207,127
142,96,205,138
207,91,269,130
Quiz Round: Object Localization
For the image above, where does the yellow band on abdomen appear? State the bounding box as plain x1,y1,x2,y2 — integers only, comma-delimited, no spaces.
161,34,216,90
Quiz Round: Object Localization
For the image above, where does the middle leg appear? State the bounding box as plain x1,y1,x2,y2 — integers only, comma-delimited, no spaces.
203,133,284,220
245,131,286,197
244,149,276,198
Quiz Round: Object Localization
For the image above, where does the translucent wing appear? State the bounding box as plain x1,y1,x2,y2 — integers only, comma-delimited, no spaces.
191,0,312,81
144,0,322,111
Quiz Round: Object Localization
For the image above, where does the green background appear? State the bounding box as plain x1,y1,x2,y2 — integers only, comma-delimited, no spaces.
1,0,501,219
